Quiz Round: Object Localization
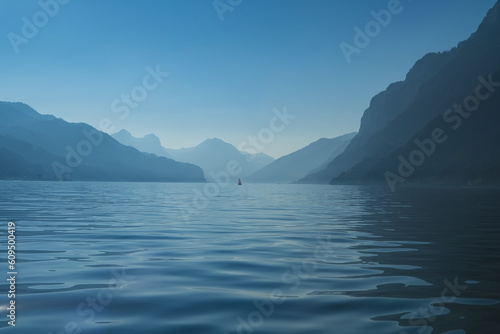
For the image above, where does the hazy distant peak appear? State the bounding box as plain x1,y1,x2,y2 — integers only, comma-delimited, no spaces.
112,129,160,143
114,129,160,141
251,152,272,158
140,133,162,145
144,133,160,140
197,138,236,150
247,132,356,184
115,129,132,136
200,137,227,145
312,133,357,145
329,132,357,141
111,129,166,157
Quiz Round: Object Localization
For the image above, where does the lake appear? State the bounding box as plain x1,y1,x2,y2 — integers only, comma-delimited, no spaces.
0,181,499,334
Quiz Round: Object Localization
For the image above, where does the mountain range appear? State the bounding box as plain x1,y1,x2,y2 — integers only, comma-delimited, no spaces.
246,132,356,183
0,102,205,182
2,2,500,187
111,130,275,182
300,1,500,188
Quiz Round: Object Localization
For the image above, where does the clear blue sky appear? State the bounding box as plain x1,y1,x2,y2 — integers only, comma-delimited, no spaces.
0,0,496,158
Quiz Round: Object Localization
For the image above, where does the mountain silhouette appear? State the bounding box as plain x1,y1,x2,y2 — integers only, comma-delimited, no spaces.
0,102,205,182
112,131,275,182
247,133,356,183
301,1,500,187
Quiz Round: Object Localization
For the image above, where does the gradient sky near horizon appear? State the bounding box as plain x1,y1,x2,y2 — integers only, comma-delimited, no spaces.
0,0,496,158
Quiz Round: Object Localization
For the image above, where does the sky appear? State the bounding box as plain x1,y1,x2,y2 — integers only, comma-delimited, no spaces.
0,0,496,158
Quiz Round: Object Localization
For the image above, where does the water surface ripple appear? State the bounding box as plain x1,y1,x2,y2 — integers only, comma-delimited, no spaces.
0,181,499,333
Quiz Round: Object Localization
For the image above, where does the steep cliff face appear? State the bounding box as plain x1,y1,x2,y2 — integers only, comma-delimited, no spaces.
337,69,500,188
301,1,500,185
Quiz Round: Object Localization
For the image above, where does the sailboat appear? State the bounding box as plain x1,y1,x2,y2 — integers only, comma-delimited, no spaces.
238,178,242,185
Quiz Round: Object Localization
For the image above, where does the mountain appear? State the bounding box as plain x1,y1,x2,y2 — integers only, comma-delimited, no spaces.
339,80,500,188
112,131,275,182
111,129,166,157
246,132,356,183
0,102,205,182
164,138,275,181
301,1,500,186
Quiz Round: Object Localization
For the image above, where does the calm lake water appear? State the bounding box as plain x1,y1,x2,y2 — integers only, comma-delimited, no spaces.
0,181,499,334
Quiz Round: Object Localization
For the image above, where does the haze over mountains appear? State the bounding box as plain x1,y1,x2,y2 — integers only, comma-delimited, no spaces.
112,129,167,158
247,133,356,184
1,2,500,187
0,102,205,182
300,1,500,188
111,130,275,182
